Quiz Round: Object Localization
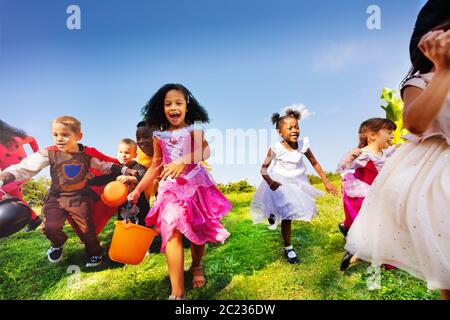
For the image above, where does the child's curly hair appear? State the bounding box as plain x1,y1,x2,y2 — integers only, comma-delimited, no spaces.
142,83,209,131
271,108,301,129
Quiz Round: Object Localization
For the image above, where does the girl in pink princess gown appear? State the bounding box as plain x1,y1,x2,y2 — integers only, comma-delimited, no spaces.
337,118,397,235
337,118,397,271
128,84,232,300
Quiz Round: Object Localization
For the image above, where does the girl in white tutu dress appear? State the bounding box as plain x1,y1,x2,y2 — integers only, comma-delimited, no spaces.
250,107,338,264
345,21,450,299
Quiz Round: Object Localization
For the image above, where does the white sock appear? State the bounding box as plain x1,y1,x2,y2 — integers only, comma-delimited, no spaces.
284,246,297,258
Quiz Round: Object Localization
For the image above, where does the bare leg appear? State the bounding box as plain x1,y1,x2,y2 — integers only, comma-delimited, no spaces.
281,220,292,247
166,230,185,298
440,289,450,300
190,243,205,268
190,243,206,288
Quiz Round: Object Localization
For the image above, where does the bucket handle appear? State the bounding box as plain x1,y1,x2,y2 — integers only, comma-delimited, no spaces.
124,200,132,224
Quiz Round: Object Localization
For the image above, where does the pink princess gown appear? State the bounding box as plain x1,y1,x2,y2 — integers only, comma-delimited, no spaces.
145,125,232,252
337,146,396,229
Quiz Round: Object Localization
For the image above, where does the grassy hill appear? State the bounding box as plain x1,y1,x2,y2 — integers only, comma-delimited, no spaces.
0,185,439,300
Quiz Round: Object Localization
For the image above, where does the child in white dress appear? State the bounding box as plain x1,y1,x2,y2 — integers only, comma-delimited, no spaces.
250,107,338,264
345,22,450,299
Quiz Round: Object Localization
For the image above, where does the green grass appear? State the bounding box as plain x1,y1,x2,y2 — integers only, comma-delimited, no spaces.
0,185,440,300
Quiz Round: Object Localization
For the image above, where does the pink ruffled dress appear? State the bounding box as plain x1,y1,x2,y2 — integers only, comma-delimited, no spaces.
145,125,232,252
337,146,396,229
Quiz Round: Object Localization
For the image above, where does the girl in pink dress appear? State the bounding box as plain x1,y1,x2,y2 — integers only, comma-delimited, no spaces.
337,118,397,236
0,120,42,232
337,118,397,271
128,84,232,300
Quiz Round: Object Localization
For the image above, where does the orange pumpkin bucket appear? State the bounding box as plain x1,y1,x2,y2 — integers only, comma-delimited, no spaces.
109,202,158,265
101,181,128,207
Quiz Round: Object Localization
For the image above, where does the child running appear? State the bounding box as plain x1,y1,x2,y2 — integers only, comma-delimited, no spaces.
344,20,450,299
88,138,148,225
336,118,396,270
0,116,135,267
250,106,338,264
128,83,232,300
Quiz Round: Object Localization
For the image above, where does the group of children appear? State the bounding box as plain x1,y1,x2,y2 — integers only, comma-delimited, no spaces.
0,3,449,300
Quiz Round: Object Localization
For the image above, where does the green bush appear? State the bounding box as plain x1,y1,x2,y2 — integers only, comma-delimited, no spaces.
22,177,51,206
217,180,256,194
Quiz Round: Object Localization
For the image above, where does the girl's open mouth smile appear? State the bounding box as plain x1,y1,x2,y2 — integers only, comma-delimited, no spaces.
169,112,181,121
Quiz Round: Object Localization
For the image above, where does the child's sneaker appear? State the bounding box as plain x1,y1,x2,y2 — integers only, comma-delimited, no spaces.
86,255,103,267
338,222,348,237
284,247,300,264
47,246,63,263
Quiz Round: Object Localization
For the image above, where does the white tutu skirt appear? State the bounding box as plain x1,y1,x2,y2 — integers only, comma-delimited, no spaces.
345,138,450,290
250,174,324,228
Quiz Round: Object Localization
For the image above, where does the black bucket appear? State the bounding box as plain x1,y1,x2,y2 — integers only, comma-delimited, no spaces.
0,197,32,238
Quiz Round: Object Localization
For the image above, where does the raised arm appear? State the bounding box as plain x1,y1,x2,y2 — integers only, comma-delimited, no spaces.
304,149,338,195
403,30,450,135
336,148,363,172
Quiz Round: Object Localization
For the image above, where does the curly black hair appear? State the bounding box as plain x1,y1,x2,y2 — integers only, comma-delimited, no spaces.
141,84,209,130
271,108,301,129
0,119,27,147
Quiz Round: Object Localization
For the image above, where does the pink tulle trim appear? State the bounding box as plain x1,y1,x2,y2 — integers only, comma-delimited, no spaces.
145,184,232,252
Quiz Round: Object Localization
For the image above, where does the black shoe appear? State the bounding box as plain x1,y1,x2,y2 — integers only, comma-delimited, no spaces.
47,246,63,263
25,217,43,232
338,223,348,237
284,248,300,264
268,214,276,225
340,251,353,271
86,255,103,267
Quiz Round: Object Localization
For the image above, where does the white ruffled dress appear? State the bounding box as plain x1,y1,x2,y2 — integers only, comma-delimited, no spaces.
345,72,450,290
250,138,324,229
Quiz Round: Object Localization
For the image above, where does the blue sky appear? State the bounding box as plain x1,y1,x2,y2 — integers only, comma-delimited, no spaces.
0,0,427,185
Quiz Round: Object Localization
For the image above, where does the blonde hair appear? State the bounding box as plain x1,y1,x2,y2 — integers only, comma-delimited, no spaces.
52,116,81,134
119,138,138,152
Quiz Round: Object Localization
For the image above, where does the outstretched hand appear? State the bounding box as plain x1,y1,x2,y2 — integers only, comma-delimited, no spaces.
325,182,339,196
